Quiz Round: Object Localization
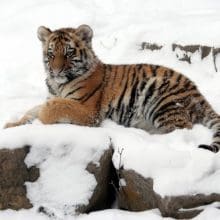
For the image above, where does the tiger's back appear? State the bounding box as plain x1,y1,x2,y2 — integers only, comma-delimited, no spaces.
102,64,203,133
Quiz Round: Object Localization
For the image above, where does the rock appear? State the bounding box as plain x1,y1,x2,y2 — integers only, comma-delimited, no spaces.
140,42,163,51
118,169,220,219
0,146,39,210
171,43,220,72
0,145,115,216
172,44,201,54
33,144,115,217
36,147,115,218
117,170,157,211
140,41,220,72
201,46,212,59
0,125,115,217
76,147,116,213
213,47,220,72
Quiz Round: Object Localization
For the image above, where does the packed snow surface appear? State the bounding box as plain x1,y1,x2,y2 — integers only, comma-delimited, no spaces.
1,0,220,219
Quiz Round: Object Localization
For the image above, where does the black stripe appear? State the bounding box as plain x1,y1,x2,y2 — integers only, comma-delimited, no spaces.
82,49,87,60
119,104,126,124
96,65,107,111
71,95,86,101
184,80,194,90
127,78,139,111
46,79,57,95
157,74,170,94
64,86,84,98
209,119,220,128
130,69,136,86
79,49,83,59
136,64,143,72
151,65,160,76
142,68,147,79
142,80,156,107
168,70,175,79
126,111,135,127
82,66,106,104
127,65,132,76
72,73,94,87
81,82,103,103
106,101,115,119
140,80,147,92
116,75,129,112
119,66,126,86
176,74,182,84
213,132,220,138
71,73,105,102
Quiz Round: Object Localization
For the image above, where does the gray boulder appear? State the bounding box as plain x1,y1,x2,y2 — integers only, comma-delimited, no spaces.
118,169,220,219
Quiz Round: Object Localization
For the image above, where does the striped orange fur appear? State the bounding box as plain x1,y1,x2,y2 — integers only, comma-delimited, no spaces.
4,25,220,153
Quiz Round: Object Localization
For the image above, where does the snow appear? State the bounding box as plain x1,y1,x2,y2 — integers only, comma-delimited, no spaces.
1,0,220,219
0,208,171,220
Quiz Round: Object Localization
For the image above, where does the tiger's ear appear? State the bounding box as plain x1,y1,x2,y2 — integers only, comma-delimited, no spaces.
37,26,52,42
75,25,93,44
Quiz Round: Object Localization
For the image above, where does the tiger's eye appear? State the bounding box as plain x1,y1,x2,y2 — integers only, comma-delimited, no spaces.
66,48,76,58
66,51,74,57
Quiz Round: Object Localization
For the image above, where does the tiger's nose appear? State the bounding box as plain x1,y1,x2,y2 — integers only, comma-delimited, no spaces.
52,56,65,75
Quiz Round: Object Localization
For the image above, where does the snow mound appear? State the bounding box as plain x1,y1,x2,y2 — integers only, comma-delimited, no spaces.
103,120,220,197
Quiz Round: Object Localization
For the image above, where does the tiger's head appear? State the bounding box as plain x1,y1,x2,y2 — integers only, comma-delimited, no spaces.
37,25,98,84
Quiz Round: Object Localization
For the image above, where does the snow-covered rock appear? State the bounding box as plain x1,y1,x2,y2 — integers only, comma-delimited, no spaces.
0,124,114,218
105,121,220,219
2,120,220,219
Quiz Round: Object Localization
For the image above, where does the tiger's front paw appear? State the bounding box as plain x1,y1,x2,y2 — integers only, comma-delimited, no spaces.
3,122,20,129
3,115,34,129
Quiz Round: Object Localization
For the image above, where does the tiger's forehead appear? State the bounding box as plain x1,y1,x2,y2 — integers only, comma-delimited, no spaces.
47,31,78,49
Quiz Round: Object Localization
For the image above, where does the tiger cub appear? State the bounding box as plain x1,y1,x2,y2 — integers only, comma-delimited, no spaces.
4,25,220,153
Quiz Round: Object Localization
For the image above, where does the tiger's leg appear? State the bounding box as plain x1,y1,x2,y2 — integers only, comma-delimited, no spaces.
152,109,193,134
4,105,42,128
38,97,100,126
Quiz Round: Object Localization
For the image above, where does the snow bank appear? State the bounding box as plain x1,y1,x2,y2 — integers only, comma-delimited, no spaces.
0,120,220,214
0,208,168,220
